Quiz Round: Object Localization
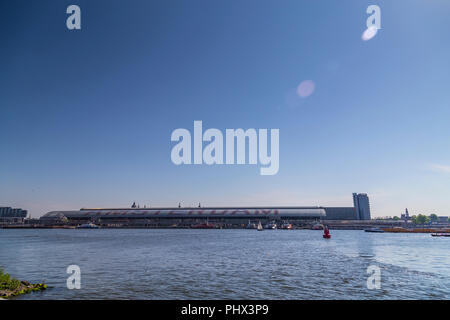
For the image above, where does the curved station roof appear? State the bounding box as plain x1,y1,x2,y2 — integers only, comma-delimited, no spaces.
42,207,326,219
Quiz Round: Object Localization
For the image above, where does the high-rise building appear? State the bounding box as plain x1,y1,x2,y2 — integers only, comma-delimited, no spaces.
352,193,371,220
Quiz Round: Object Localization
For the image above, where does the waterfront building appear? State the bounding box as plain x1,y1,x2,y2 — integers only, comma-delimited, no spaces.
41,206,326,227
352,193,371,220
0,207,28,224
322,207,357,220
40,193,372,226
0,207,27,218
438,216,449,223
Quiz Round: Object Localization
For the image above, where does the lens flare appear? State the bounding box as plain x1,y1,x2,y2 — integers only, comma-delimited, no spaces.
296,80,315,98
362,26,378,41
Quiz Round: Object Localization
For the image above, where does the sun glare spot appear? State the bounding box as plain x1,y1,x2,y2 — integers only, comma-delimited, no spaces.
362,26,378,41
296,80,315,98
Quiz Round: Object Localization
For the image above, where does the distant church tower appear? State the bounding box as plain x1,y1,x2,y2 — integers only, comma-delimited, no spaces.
401,208,410,220
131,201,137,208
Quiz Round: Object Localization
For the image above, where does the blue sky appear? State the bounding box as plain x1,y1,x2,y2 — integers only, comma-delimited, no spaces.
1,0,450,217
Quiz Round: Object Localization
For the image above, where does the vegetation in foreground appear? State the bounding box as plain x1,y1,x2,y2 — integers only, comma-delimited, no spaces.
0,269,46,299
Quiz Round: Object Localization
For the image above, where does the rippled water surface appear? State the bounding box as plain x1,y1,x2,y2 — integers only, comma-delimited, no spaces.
0,229,449,299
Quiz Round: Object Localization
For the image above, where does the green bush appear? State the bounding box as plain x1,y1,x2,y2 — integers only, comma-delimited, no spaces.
411,214,430,225
0,269,21,291
1,268,46,298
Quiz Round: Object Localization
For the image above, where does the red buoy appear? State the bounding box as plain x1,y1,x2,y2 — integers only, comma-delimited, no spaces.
323,226,331,239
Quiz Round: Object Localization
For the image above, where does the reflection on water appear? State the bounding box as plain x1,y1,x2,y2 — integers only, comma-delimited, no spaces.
0,229,449,299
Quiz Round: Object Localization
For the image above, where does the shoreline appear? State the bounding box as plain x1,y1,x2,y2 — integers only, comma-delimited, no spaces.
0,270,47,299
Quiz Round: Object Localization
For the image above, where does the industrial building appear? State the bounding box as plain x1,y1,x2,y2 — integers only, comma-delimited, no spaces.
40,193,371,226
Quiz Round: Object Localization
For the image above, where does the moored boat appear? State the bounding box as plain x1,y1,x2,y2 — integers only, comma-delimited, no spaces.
76,222,99,229
191,222,215,229
245,220,256,229
431,233,450,237
365,227,385,233
264,221,277,230
257,221,264,231
280,223,293,230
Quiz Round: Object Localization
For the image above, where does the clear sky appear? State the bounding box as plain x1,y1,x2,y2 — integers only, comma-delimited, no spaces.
1,0,450,218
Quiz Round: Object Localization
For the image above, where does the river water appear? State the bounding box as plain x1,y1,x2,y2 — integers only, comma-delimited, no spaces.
0,229,449,299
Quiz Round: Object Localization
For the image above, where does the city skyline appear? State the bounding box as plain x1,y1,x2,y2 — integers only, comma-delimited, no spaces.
1,1,450,218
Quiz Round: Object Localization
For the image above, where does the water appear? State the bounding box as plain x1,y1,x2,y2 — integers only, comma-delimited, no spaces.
0,229,449,299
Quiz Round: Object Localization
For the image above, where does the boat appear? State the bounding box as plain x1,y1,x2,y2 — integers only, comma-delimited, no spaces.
431,233,450,237
364,227,385,233
245,220,256,229
257,221,264,231
191,217,215,229
264,221,277,230
191,222,215,229
323,226,331,239
312,223,323,230
280,223,293,230
76,222,99,229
